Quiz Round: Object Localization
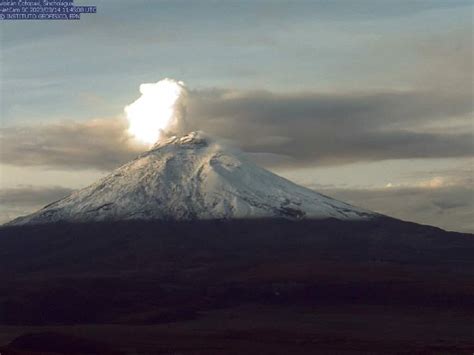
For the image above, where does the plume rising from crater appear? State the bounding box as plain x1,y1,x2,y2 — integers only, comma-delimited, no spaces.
125,78,188,145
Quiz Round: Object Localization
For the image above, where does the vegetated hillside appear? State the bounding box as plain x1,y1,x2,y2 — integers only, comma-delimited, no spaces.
0,217,472,325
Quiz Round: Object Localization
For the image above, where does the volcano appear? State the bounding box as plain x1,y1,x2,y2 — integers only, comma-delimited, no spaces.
8,131,376,225
1,132,473,354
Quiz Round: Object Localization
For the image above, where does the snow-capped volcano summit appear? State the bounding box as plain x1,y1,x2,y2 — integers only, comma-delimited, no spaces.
7,132,376,225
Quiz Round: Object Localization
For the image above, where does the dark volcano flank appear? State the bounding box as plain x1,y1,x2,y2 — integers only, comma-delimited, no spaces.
1,218,473,324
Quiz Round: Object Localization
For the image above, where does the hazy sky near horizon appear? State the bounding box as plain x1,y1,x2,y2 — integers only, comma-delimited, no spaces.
0,0,473,231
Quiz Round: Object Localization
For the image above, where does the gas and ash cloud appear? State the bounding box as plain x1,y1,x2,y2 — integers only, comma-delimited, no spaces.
185,88,472,167
0,86,472,170
125,78,188,145
0,118,144,170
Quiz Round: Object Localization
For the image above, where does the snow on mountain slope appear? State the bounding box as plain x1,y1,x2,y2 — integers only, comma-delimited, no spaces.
7,132,377,225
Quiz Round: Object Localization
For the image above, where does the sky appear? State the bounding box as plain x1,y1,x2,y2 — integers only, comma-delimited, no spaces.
0,0,473,232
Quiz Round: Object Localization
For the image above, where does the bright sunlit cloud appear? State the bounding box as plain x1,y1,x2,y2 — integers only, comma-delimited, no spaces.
384,176,448,190
125,78,187,145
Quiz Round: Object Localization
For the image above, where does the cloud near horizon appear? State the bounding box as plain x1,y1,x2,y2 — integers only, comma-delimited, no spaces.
1,179,472,233
0,185,74,224
324,184,474,234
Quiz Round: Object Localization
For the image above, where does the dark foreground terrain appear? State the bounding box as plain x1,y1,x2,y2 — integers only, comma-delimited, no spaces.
0,218,473,354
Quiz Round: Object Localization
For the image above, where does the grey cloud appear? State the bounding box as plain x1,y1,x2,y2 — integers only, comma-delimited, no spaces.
0,88,472,170
0,118,144,170
186,89,473,167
